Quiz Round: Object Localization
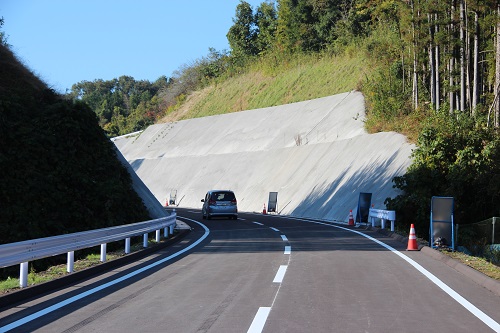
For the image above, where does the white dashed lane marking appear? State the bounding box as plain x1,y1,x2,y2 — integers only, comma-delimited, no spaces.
273,265,288,283
247,307,271,333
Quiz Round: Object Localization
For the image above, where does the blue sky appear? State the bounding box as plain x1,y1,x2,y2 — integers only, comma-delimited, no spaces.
2,0,264,93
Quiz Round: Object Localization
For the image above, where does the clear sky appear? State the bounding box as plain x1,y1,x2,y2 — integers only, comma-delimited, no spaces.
1,0,264,93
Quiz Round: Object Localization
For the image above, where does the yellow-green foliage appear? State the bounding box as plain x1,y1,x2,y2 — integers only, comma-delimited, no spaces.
175,51,369,120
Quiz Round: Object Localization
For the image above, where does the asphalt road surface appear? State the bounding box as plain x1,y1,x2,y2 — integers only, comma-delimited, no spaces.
1,209,499,332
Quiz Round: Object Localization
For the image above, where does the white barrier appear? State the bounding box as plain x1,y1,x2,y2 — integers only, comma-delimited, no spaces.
369,208,396,231
0,211,176,288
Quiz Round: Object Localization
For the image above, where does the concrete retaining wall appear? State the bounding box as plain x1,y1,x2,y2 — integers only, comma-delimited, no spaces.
114,91,415,222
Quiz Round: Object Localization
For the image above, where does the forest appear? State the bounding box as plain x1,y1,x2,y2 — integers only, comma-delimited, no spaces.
50,1,500,242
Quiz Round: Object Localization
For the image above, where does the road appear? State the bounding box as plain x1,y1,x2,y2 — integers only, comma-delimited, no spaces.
1,209,499,332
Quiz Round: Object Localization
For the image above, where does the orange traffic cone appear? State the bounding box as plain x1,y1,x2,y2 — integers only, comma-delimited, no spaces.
348,210,354,226
263,204,267,214
165,200,168,207
407,224,419,251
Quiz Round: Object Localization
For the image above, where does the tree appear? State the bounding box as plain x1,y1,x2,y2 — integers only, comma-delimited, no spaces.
0,17,9,46
255,1,278,54
227,1,258,58
276,0,301,52
68,76,167,135
495,4,500,127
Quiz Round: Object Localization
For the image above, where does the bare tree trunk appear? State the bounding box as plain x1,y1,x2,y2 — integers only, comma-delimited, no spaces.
411,0,419,110
449,0,456,114
472,11,479,114
496,5,500,127
413,52,419,109
460,0,466,112
429,13,436,108
465,1,471,114
435,13,440,111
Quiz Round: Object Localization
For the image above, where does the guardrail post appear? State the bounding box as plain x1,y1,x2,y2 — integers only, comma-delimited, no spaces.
143,234,148,248
381,218,386,229
155,230,161,243
164,227,168,238
125,237,131,254
67,251,74,273
169,224,174,235
20,262,28,288
100,244,107,262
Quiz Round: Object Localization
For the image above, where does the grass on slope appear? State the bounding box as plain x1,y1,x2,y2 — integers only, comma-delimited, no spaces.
160,51,368,122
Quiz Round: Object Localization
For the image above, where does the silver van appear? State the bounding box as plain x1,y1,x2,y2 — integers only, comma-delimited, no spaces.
201,190,238,220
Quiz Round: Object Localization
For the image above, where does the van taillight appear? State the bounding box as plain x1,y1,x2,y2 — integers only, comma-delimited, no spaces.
209,200,216,205
231,199,237,204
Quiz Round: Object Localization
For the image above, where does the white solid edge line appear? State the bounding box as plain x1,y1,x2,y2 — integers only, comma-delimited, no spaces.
280,235,288,241
284,216,500,332
284,246,291,255
0,218,210,333
247,307,271,333
273,265,288,283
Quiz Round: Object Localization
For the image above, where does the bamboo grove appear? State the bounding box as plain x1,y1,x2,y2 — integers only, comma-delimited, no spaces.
400,0,500,126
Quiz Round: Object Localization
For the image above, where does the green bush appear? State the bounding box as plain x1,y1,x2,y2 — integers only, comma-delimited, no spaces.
386,112,500,238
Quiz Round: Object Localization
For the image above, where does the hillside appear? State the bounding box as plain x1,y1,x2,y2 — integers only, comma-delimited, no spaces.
159,52,368,124
0,44,151,246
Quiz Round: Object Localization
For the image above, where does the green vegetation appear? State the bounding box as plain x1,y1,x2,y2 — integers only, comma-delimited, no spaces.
171,51,367,120
0,42,151,277
387,112,500,237
443,250,500,280
66,76,171,136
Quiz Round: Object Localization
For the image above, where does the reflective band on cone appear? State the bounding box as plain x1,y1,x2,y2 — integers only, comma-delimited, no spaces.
348,210,354,226
407,224,419,251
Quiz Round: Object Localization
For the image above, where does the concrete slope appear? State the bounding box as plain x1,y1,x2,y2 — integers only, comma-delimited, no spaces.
114,91,414,222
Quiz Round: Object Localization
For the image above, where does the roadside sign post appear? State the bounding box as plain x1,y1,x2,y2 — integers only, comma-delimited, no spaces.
268,192,278,213
430,196,455,250
355,192,372,224
169,189,177,205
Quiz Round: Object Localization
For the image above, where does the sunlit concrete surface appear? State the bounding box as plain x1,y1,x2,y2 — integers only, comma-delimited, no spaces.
114,91,415,222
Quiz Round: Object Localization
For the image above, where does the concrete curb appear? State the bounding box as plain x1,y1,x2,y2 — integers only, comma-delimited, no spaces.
0,229,190,309
420,246,500,297
374,227,500,297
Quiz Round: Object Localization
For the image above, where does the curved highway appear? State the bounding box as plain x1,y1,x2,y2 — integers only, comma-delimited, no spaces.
1,209,499,332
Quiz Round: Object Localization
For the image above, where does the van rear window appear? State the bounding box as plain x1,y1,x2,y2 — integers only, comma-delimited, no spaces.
211,192,235,201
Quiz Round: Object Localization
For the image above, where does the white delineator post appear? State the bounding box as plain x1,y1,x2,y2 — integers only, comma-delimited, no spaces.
67,251,74,273
20,262,28,288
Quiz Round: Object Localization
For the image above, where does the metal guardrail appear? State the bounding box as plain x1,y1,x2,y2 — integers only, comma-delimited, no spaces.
368,208,396,231
0,212,177,287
